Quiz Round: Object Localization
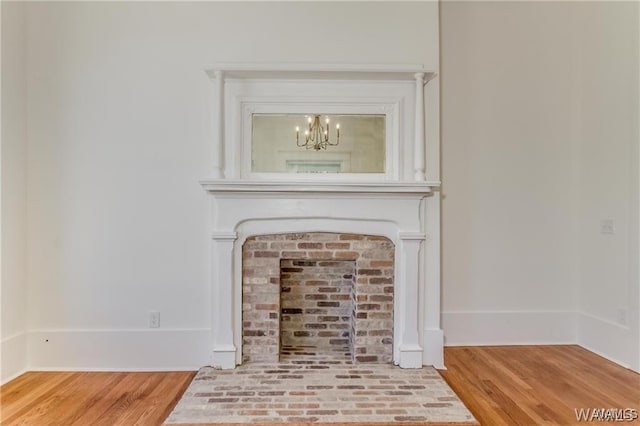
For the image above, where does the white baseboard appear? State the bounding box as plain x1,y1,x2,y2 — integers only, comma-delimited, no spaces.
442,310,577,346
27,328,211,371
577,312,639,372
1,332,28,385
12,316,638,373
423,328,444,369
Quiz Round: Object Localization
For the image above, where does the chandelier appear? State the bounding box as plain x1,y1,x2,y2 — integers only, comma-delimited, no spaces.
295,115,340,150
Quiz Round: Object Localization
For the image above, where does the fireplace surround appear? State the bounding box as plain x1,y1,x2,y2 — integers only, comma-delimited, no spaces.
201,182,440,369
201,64,442,369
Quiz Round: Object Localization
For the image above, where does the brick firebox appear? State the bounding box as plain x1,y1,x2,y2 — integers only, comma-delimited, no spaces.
280,259,356,359
242,232,394,364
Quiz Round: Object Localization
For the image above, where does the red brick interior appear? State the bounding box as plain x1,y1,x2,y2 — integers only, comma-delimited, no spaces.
242,232,394,364
280,259,356,360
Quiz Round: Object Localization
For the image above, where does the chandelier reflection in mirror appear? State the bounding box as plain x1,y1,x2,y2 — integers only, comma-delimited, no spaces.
295,115,340,150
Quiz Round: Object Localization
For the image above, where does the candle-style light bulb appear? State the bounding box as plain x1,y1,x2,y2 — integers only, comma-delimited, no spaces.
336,124,340,129
308,117,312,123
326,118,329,124
296,126,299,132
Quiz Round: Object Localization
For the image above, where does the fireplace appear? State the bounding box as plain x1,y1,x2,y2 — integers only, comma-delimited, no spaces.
200,64,443,370
242,233,394,364
200,182,442,369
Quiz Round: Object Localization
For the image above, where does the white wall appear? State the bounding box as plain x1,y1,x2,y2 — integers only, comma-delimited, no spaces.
11,1,639,373
23,1,439,370
1,0,29,383
440,2,581,345
575,2,640,371
441,1,640,371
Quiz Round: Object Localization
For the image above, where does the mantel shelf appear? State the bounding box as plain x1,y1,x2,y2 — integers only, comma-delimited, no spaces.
199,179,439,195
205,63,437,82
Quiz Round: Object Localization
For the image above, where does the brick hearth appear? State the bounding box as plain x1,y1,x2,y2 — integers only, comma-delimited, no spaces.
165,358,477,425
242,233,394,364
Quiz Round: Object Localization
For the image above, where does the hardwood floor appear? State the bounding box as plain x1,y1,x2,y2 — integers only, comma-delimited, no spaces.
440,345,640,425
0,346,638,425
0,371,195,425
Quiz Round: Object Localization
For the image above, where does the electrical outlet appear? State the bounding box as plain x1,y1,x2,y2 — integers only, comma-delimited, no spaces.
617,308,627,326
149,311,160,328
600,219,615,235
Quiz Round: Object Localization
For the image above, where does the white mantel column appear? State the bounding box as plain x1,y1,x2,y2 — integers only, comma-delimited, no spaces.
212,70,225,179
414,72,426,182
211,231,237,369
398,233,425,368
423,195,444,368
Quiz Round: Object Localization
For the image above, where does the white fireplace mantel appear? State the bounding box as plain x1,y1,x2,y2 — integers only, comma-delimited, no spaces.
202,180,443,370
201,63,443,370
200,180,440,195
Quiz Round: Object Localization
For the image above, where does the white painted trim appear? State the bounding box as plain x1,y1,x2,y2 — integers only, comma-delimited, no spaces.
200,180,438,194
398,345,423,369
423,195,441,366
211,345,237,370
205,63,435,81
397,238,424,367
28,367,197,372
211,231,237,241
398,232,426,240
202,191,438,368
1,332,28,385
442,311,577,346
211,236,236,368
423,328,444,369
577,312,637,371
239,98,401,181
425,75,440,182
413,73,426,181
220,77,422,181
27,327,209,334
1,330,27,343
27,329,211,371
208,63,427,73
212,70,225,178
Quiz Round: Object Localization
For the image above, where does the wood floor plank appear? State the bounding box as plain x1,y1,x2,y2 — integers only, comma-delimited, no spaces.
1,372,81,422
440,345,640,425
1,371,195,426
55,372,129,425
1,346,638,425
132,372,195,426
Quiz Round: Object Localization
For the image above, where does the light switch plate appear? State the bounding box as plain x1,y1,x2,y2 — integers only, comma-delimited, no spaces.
600,219,615,235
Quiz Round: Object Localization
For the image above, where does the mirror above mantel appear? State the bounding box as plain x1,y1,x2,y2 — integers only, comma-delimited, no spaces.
205,63,439,184
252,114,386,174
